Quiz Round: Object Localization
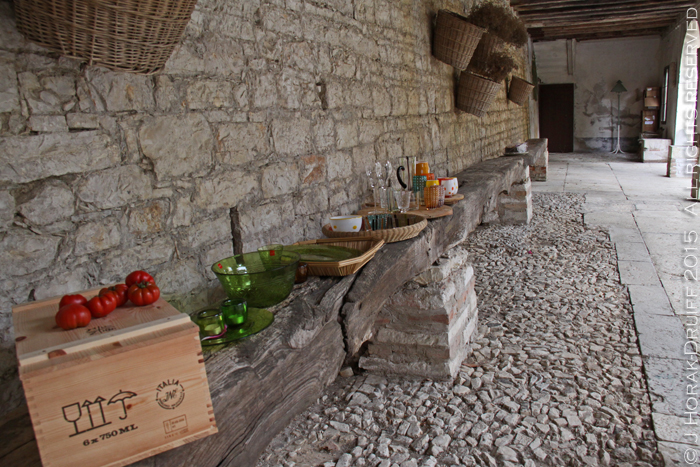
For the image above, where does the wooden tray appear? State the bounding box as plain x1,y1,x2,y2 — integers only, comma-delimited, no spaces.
444,193,464,205
322,214,427,243
356,205,453,219
292,238,384,276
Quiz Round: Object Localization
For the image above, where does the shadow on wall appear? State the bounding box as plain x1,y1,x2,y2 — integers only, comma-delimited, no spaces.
575,137,640,153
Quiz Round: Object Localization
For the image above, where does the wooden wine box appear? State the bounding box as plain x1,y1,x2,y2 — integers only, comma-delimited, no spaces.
12,289,218,467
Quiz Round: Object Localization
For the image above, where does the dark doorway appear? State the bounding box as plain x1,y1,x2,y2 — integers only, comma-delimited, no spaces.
539,84,574,152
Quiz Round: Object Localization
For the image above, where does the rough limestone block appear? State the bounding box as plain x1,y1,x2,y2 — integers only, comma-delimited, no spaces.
359,253,478,379
640,138,672,163
499,178,533,225
667,146,698,178
527,139,549,181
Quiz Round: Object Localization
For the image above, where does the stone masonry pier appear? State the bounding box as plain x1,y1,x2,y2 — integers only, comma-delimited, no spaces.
0,143,545,467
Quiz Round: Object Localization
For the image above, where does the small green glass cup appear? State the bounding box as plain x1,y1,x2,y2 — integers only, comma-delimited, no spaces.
221,299,247,326
196,309,226,337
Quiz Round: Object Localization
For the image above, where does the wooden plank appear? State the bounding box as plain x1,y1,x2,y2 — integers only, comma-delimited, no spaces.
14,294,181,358
19,314,191,366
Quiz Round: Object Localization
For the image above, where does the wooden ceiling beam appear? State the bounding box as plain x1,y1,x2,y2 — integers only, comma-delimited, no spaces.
531,28,669,41
532,19,673,34
519,7,687,23
512,0,693,9
524,14,681,28
511,0,692,42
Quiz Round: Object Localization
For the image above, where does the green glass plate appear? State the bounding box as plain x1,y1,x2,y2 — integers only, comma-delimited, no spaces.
285,244,362,262
192,307,274,346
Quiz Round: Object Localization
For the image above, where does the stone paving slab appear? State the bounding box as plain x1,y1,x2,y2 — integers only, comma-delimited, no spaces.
608,226,646,244
635,203,685,212
636,215,698,234
584,191,629,203
627,284,675,315
644,356,688,418
584,211,638,229
660,277,696,316
618,260,661,285
635,313,689,360
582,203,634,213
658,441,700,466
615,241,652,261
652,413,700,446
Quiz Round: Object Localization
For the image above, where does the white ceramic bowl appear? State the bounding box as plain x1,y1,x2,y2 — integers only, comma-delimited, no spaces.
329,215,363,232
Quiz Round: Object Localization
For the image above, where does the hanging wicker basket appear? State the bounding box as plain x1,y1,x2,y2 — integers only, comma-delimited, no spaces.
467,32,504,75
508,76,535,106
456,71,501,118
433,10,485,70
14,0,199,74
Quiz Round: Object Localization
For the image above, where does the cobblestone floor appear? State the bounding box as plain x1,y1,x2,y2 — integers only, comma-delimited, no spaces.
255,193,661,467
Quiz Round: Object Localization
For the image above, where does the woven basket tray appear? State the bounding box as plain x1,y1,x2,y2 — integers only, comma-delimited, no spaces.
456,71,501,117
508,76,535,106
14,0,198,74
433,10,485,70
292,238,384,277
322,215,427,244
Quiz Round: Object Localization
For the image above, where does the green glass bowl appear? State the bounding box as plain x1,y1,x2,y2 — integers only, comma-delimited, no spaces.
212,251,300,308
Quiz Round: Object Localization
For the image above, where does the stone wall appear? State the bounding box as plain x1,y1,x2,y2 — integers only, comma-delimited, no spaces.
0,0,529,416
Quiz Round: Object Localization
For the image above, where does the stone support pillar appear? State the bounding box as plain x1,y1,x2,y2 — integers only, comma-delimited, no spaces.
359,248,478,380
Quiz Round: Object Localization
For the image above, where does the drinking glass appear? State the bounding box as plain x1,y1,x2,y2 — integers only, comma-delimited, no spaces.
394,190,411,213
197,309,226,337
221,299,247,326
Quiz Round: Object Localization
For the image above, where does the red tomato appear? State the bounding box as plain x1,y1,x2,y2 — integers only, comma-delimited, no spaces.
55,304,91,330
86,293,118,318
100,284,129,307
125,270,155,288
127,282,160,306
59,294,87,308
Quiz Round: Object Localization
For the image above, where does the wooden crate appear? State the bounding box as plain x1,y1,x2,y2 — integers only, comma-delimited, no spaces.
642,109,658,132
13,289,217,467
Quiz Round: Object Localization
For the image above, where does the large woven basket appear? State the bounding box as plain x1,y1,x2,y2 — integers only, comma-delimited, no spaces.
14,0,198,74
433,10,485,70
456,71,502,117
508,76,535,106
467,33,504,75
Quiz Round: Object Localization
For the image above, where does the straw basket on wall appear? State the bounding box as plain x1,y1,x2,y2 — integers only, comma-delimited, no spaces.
468,33,504,75
433,10,485,70
508,76,535,106
456,71,501,117
14,0,198,74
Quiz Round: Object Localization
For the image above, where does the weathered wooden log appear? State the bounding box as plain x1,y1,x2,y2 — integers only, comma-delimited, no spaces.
0,154,535,467
0,275,354,467
342,156,531,359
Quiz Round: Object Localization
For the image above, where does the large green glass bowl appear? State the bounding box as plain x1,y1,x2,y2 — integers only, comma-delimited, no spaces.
212,251,300,308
